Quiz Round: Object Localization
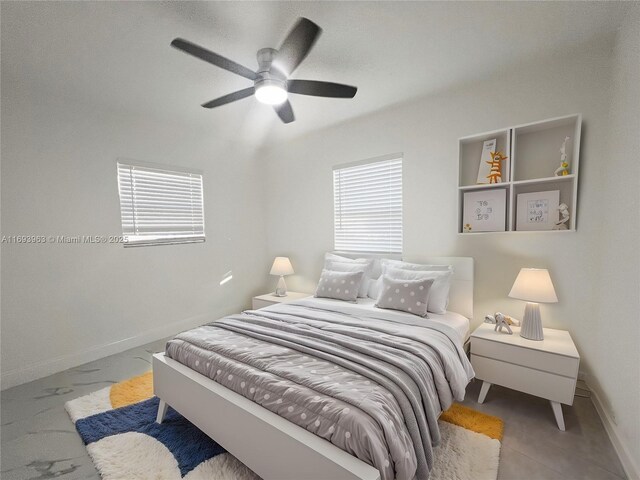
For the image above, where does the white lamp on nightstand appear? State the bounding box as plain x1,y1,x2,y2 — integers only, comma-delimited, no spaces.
508,268,558,341
270,257,294,297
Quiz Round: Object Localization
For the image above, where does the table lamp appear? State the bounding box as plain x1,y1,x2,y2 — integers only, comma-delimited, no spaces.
270,257,294,297
508,268,558,341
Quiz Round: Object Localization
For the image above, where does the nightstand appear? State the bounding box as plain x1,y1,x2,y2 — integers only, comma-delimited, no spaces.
470,323,580,431
252,291,310,309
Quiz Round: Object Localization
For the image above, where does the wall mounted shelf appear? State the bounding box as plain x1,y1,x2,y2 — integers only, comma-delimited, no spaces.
458,114,581,234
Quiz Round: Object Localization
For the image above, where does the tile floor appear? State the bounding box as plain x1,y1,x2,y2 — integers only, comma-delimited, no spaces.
1,340,627,480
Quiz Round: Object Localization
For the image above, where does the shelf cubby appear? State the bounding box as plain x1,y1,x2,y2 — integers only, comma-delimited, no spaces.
458,114,581,234
512,115,580,182
459,129,510,187
511,177,576,232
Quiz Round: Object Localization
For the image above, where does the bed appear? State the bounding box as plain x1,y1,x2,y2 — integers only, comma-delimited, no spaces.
153,256,474,480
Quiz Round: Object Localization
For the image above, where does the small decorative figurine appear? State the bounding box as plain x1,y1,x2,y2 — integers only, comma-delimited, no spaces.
486,151,508,184
554,136,570,176
485,312,520,334
553,203,570,230
494,312,513,334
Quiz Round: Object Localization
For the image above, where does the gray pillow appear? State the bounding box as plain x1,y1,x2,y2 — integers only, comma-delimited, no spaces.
384,267,452,314
324,260,369,297
375,275,435,317
324,253,373,298
315,269,364,302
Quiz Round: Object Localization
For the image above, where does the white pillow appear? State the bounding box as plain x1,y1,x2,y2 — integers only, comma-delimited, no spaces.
368,261,453,300
325,253,372,271
383,267,453,314
324,253,373,298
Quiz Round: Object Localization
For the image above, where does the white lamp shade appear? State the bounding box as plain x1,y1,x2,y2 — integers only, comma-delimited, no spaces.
270,257,294,276
509,268,558,303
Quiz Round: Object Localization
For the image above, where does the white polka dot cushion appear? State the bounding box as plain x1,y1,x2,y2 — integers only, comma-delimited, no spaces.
375,275,434,317
314,269,364,302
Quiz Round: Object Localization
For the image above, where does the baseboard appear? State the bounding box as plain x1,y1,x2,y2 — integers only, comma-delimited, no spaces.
0,311,225,391
590,384,639,480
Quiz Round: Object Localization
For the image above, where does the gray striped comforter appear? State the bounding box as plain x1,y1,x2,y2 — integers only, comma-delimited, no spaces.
166,298,474,480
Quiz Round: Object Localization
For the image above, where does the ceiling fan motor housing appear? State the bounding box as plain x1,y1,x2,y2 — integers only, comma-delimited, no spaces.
255,47,287,91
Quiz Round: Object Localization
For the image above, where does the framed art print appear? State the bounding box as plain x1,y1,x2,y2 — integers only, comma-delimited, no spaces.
463,189,507,232
516,190,560,231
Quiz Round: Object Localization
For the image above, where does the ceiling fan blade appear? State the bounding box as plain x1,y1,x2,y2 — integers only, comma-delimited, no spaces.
272,18,321,77
274,100,295,124
201,87,255,109
171,38,258,81
287,80,357,98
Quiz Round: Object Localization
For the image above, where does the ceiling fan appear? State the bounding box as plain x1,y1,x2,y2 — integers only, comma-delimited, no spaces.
171,17,357,124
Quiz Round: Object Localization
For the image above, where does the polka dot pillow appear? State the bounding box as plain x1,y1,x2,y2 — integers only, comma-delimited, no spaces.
375,275,435,317
314,269,365,302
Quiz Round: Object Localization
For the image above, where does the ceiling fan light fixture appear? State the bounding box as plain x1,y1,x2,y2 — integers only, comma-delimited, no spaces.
255,84,288,105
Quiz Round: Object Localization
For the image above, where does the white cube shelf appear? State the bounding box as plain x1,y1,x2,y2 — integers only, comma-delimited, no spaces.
458,114,581,234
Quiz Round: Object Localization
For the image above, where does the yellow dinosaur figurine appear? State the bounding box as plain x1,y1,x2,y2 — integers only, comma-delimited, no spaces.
486,151,508,184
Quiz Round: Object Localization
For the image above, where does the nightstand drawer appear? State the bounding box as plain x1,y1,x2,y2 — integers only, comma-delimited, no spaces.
471,337,578,378
472,354,577,404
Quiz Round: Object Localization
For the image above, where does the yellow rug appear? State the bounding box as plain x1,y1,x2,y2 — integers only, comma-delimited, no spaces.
441,402,504,440
109,371,154,408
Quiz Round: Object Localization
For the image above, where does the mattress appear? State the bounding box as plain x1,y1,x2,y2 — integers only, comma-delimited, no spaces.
165,299,474,480
302,296,471,344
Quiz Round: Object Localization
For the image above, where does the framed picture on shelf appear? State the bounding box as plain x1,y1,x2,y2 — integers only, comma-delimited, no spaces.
516,190,560,231
462,189,506,233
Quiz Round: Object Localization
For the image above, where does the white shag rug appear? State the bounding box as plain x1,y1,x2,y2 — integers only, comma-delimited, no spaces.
432,421,501,480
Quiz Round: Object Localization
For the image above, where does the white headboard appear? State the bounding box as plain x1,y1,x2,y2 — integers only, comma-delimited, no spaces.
333,253,474,320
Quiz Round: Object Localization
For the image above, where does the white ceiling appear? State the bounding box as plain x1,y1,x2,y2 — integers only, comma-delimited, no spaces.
1,1,627,146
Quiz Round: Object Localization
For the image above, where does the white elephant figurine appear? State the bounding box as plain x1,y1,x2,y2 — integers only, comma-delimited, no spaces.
494,312,513,334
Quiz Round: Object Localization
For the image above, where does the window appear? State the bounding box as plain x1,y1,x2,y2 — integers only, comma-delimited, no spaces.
117,161,205,246
333,155,402,254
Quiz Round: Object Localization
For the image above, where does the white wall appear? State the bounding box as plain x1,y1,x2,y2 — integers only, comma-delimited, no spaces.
261,35,640,468
0,78,270,389
591,5,640,477
262,39,613,338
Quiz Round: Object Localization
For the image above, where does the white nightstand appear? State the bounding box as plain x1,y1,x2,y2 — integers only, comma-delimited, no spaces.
470,322,580,431
252,291,310,309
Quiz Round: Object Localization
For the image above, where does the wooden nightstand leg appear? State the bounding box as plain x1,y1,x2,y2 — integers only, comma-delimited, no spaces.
478,381,492,404
550,401,565,431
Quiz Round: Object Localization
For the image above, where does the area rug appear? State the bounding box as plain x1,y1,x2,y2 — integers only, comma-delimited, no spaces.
66,372,502,480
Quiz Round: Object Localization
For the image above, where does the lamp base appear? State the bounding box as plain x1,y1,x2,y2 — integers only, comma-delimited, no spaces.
274,276,288,297
520,302,544,340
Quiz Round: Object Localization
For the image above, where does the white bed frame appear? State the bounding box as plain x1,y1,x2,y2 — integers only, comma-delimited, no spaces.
154,257,473,480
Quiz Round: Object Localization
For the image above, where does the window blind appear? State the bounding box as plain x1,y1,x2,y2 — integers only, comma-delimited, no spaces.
333,156,402,254
117,161,205,246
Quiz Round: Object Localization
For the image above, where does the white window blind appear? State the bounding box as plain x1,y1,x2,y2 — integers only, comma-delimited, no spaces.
333,155,402,254
117,161,205,246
